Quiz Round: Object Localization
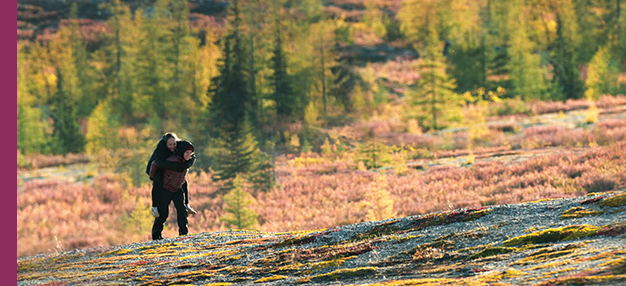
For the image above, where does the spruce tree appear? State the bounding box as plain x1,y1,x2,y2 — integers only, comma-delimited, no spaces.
85,100,119,154
208,0,250,133
507,9,550,101
330,59,359,112
97,0,134,121
51,68,85,154
220,175,259,230
246,148,275,193
485,0,513,94
210,121,257,194
168,0,191,107
68,3,97,118
487,45,511,94
270,17,303,120
119,196,153,239
551,14,585,100
356,140,393,170
409,23,460,131
133,0,175,125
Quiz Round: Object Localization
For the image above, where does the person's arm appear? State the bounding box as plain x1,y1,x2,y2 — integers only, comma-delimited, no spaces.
154,150,187,172
145,152,156,176
149,161,159,180
184,154,196,168
182,181,189,205
151,182,160,208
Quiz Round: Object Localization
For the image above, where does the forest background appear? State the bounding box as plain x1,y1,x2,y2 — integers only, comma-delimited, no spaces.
16,0,626,258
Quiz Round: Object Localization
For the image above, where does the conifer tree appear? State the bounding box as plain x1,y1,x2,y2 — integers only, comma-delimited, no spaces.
507,7,550,100
24,42,55,102
97,0,134,121
68,3,97,118
551,14,585,100
485,0,512,94
210,121,257,194
17,45,49,155
363,174,396,222
132,0,175,125
308,20,337,115
245,149,275,193
357,140,393,170
442,0,488,94
168,0,192,110
270,16,304,120
85,100,119,154
49,25,81,109
220,175,259,230
487,45,511,94
573,0,605,63
330,59,359,112
585,46,618,100
398,0,440,48
119,196,153,238
241,0,273,132
208,0,251,133
50,68,85,154
409,23,460,131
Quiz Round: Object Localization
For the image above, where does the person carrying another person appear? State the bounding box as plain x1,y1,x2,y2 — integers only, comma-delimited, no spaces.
146,133,196,240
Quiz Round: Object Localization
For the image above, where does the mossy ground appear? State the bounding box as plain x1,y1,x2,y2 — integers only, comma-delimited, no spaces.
17,192,626,285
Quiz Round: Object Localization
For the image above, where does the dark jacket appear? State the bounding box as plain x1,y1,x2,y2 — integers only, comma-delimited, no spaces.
150,141,195,192
146,138,191,179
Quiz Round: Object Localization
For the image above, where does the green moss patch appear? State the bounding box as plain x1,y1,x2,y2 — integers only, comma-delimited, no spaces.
503,225,600,246
596,222,626,237
516,248,577,264
561,207,606,219
98,248,133,257
310,255,357,270
600,193,626,207
253,275,288,283
270,263,303,274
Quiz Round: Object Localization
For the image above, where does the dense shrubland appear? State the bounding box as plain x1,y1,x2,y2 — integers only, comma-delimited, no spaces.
17,122,626,257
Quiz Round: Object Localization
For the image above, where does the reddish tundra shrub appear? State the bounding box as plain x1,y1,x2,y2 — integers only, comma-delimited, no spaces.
522,126,593,148
528,95,626,115
594,119,626,145
17,142,626,257
17,175,134,257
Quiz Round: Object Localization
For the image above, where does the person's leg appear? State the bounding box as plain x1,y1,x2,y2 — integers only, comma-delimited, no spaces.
172,189,188,236
151,190,174,240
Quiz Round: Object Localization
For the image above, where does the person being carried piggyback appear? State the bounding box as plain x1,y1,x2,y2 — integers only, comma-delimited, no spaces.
149,139,197,240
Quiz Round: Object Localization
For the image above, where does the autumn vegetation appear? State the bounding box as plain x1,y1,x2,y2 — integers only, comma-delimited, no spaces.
16,0,626,258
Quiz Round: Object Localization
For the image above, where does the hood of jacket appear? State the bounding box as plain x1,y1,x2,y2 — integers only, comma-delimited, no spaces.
156,137,175,157
175,140,194,158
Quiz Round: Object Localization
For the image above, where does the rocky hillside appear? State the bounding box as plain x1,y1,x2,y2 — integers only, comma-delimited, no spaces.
17,191,626,285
